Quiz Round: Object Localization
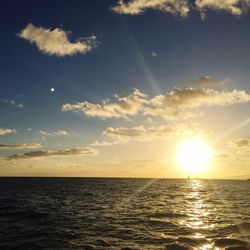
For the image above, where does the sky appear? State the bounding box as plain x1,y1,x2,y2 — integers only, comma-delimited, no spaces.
1,0,250,178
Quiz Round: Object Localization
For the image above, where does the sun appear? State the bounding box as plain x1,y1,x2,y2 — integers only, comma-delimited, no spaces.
177,138,213,174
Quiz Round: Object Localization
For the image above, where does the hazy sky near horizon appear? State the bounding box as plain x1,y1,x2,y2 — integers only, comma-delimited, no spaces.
1,0,250,178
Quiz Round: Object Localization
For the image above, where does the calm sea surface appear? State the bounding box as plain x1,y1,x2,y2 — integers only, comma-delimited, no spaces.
0,178,249,249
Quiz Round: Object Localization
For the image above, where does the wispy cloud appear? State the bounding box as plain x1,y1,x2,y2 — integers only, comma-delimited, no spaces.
0,128,16,136
186,76,228,88
215,153,230,159
7,147,97,160
62,89,147,119
91,140,121,146
0,143,41,149
18,23,97,57
2,99,24,108
112,0,250,18
39,130,70,136
143,107,199,121
103,124,200,143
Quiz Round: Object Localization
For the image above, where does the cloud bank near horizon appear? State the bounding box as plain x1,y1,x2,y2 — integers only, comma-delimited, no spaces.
5,147,97,160
0,143,41,149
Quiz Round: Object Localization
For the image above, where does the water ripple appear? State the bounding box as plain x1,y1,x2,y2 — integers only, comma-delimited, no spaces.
0,178,249,249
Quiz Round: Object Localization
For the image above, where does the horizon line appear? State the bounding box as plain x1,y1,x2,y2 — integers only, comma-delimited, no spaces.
0,176,249,180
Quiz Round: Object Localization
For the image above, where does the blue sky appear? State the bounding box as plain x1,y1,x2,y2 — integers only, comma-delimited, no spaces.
1,0,250,177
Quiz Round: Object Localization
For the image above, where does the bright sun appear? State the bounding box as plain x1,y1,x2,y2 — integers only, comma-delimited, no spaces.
177,138,213,174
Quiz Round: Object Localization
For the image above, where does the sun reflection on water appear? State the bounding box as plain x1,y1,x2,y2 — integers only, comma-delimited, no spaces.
180,180,216,249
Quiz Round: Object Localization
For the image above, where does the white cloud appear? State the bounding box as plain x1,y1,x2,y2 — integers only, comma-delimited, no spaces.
112,0,250,17
39,130,70,136
112,0,190,16
2,99,24,108
152,52,158,57
62,89,147,119
0,143,41,149
0,128,16,136
195,0,250,18
54,130,70,135
18,23,97,57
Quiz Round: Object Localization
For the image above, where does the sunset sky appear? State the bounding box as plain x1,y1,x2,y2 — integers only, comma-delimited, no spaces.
1,0,250,178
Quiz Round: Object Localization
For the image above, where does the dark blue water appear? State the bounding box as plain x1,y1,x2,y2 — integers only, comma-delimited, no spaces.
0,178,249,249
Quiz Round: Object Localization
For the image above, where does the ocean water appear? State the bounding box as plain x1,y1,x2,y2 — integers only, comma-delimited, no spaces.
0,178,249,250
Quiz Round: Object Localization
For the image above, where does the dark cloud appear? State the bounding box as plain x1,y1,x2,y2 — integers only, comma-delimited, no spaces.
230,138,250,149
7,147,97,160
0,143,41,149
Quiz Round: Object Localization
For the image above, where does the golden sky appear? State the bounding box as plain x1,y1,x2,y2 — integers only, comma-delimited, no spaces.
1,1,250,178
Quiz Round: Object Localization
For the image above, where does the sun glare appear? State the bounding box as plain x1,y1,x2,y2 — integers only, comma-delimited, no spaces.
177,138,212,174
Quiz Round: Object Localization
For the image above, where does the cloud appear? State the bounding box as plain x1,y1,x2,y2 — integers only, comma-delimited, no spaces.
18,23,97,57
195,0,250,18
62,88,147,119
123,159,155,163
0,128,16,136
2,99,24,108
7,147,97,160
152,52,158,57
63,88,250,121
103,124,198,142
112,0,250,17
215,153,230,159
186,76,228,88
91,140,121,146
112,0,190,16
151,88,250,109
0,143,41,149
143,107,199,121
229,138,250,149
39,130,70,136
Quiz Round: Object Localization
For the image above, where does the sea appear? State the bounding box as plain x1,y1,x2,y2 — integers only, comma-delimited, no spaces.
0,178,249,250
